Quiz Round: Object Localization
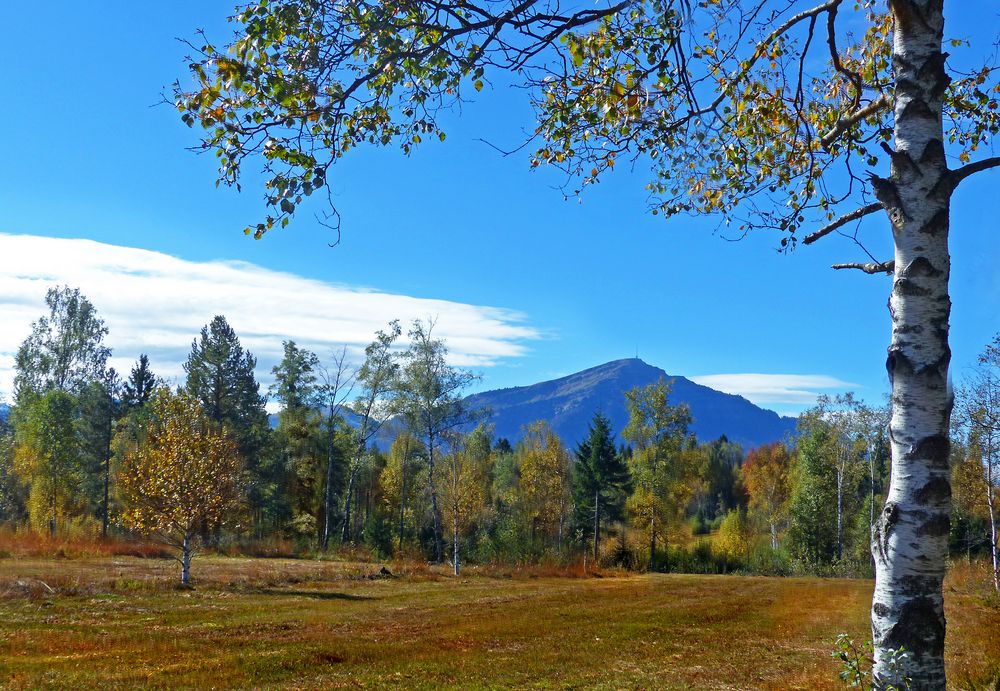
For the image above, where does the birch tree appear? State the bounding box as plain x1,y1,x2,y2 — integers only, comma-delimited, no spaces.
341,324,398,546
379,432,426,552
743,443,793,551
314,346,356,549
176,0,1000,683
13,391,83,536
117,390,243,586
955,334,1000,592
13,286,110,401
394,319,478,563
441,425,491,576
622,380,696,571
517,421,572,553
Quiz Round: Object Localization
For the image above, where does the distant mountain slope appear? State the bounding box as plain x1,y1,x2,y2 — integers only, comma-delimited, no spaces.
464,358,797,450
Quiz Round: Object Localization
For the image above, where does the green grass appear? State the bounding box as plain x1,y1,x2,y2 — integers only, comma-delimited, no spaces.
1,555,997,689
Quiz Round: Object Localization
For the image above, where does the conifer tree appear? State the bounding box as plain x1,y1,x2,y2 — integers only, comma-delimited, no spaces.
573,412,630,562
184,316,269,532
122,355,158,411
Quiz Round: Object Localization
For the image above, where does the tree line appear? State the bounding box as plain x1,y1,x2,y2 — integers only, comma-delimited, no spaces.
0,286,997,592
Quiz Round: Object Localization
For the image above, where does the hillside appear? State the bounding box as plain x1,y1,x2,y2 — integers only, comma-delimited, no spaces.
466,358,797,450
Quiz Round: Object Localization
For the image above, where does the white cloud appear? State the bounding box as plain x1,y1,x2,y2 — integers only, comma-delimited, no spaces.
0,234,540,402
688,373,856,411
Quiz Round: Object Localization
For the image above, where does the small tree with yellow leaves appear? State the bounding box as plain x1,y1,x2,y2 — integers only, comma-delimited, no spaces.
117,389,242,585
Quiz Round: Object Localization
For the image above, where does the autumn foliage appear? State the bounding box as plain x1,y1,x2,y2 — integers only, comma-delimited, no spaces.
117,389,243,583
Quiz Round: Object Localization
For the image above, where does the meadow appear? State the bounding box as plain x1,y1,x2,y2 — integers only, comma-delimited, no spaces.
1,542,998,690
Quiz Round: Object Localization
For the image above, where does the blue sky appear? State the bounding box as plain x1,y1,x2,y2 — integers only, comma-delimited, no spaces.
0,1,997,417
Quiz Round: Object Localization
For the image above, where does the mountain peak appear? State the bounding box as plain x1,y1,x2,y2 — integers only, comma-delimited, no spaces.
466,360,796,450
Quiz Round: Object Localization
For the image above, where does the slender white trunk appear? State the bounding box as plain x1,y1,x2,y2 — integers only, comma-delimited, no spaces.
427,431,444,563
836,458,845,561
181,535,192,586
872,2,952,687
453,513,460,577
988,481,999,593
770,521,778,552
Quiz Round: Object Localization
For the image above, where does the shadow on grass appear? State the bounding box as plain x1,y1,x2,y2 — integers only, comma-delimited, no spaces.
256,588,376,601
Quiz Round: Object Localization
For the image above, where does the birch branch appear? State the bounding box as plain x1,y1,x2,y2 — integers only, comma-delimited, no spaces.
802,202,882,244
832,260,894,275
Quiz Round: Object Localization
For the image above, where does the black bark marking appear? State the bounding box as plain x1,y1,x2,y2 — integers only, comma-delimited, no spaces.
917,209,948,236
900,257,942,279
916,513,950,537
873,602,891,618
905,435,950,470
893,278,931,297
901,98,936,122
870,175,909,230
883,595,945,658
915,477,951,504
919,139,946,167
877,502,900,561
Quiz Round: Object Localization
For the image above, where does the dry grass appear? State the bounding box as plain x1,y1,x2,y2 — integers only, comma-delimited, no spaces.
0,527,171,560
0,553,997,689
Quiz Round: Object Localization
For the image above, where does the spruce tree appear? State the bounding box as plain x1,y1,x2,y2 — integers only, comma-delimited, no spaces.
122,355,158,410
572,412,630,563
184,316,269,533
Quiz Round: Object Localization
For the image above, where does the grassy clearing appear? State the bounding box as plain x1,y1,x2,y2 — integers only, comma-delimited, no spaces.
1,554,998,690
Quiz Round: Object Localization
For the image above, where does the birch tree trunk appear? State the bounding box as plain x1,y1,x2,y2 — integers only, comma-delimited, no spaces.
988,482,998,593
836,455,845,561
453,513,460,577
872,2,952,686
593,490,600,563
181,534,192,586
340,469,357,545
322,411,338,551
398,447,408,553
427,432,444,563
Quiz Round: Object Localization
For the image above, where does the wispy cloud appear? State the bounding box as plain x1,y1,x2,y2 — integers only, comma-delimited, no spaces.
0,234,541,402
688,373,856,413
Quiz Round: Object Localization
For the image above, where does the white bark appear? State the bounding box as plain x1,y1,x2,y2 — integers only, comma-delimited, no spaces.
181,534,192,586
871,2,952,687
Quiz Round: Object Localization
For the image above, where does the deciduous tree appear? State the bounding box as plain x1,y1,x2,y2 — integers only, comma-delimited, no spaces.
517,421,572,553
395,319,478,562
743,443,793,550
117,390,243,585
13,286,110,400
954,334,1000,592
13,391,83,535
622,380,696,570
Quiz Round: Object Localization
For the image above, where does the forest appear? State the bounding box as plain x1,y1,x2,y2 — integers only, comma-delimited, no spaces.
2,285,997,596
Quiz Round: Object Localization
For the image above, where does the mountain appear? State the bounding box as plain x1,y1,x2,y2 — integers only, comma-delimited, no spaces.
464,358,797,451
0,403,8,422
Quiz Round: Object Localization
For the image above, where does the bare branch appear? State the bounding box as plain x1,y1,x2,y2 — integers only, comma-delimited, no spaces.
832,260,894,275
950,156,1000,190
802,202,882,244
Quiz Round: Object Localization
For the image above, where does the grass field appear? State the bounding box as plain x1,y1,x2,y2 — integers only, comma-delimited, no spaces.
1,553,998,690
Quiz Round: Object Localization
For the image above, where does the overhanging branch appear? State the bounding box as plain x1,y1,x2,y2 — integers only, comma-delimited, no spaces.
802,202,882,244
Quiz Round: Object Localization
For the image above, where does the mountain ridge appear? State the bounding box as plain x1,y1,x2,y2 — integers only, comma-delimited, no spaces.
465,358,797,450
